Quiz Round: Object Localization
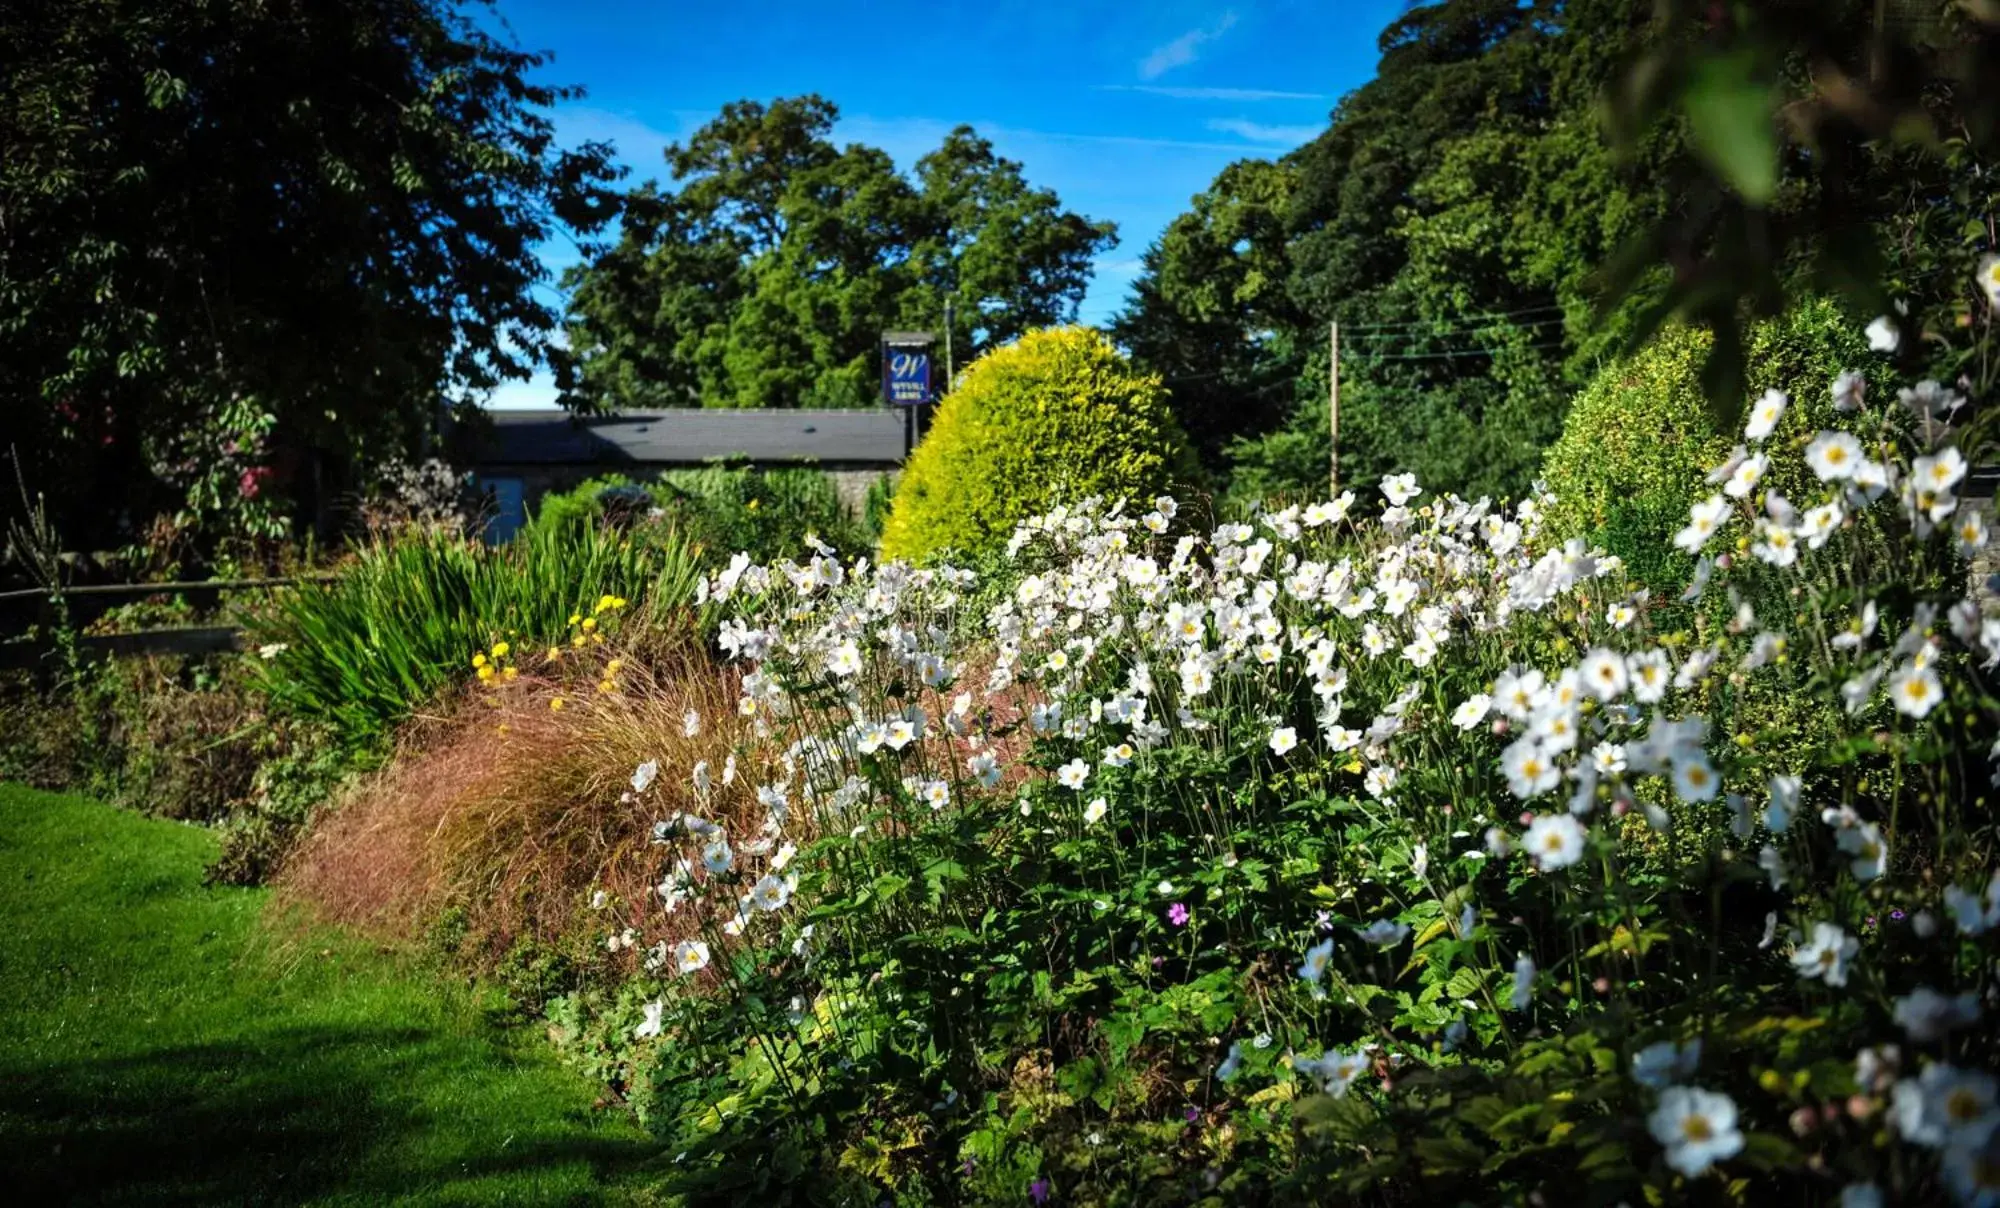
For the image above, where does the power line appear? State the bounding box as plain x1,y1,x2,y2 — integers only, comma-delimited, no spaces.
1337,304,1568,332
1342,315,1568,343
1361,340,1569,362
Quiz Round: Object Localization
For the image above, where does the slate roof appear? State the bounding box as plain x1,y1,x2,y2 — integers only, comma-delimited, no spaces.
473,409,907,467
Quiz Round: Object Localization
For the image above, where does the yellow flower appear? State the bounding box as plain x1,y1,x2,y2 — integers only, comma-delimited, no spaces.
502,666,519,682
746,498,760,511
597,679,616,694
605,658,624,674
476,665,495,682
581,617,598,633
472,652,487,669
567,613,582,626
571,634,585,648
491,641,510,659
545,646,562,662
550,696,565,712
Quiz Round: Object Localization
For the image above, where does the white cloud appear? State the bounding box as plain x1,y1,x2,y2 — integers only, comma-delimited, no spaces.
1098,84,1326,101
1139,12,1238,80
1207,117,1322,145
554,105,684,182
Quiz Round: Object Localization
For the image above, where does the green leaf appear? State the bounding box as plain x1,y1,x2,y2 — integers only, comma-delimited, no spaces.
1682,51,1779,204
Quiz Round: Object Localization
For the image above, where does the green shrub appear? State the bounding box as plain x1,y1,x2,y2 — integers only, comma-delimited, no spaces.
1540,296,1875,594
655,461,867,562
529,464,875,564
878,326,1200,562
252,521,700,740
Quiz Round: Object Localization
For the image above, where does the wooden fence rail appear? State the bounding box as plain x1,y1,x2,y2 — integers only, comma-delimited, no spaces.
0,573,338,603
0,574,340,674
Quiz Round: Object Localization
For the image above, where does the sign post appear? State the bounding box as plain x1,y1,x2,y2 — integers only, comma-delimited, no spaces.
881,330,937,459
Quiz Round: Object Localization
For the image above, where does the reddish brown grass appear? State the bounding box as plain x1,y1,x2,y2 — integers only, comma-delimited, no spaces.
279,641,771,967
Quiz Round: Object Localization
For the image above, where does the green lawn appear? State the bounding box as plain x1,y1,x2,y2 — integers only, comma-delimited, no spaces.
0,784,659,1205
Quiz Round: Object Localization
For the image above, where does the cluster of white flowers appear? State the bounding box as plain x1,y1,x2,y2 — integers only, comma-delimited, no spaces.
631,346,1997,1196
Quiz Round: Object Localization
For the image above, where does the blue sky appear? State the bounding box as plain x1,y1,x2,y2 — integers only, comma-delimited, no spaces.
482,0,1407,407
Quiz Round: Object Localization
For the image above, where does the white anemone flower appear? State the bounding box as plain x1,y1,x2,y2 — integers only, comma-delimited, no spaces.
1674,495,1730,553
1893,987,1983,1043
1648,1086,1745,1176
1867,314,1900,353
1944,868,2000,936
1083,797,1108,825
1765,773,1799,832
1792,921,1858,987
1297,937,1335,991
673,938,711,975
1268,726,1299,756
1502,738,1561,800
1523,813,1586,870
1055,758,1090,791
1890,1062,1997,1148
1357,919,1410,946
1744,390,1789,441
635,999,665,1039
631,760,659,794
1626,649,1670,703
1671,752,1721,803
1579,648,1628,701
1837,822,1888,881
1889,662,1943,718
1957,511,1989,553
1452,694,1492,729
826,640,863,677
1510,952,1536,1010
1632,1038,1703,1090
1806,431,1863,481
750,873,792,912
1723,452,1768,499
1832,369,1867,412
1381,472,1421,506
702,837,734,875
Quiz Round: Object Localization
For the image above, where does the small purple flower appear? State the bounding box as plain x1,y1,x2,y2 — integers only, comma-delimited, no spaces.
1029,1177,1051,1204
1184,1106,1202,1123
1890,909,1907,921
1315,909,1335,933
962,1157,976,1175
1168,902,1191,927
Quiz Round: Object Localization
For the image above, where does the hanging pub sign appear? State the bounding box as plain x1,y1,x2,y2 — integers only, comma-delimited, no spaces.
881,331,936,407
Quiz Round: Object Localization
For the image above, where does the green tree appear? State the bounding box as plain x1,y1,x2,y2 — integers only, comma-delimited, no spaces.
1111,159,1303,468
0,0,621,558
558,96,1116,412
1118,0,1687,503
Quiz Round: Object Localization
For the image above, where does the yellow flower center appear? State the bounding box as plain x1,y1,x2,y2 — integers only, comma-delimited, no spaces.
1682,1115,1713,1143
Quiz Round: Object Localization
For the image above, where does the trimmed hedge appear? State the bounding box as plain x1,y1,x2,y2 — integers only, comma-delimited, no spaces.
878,326,1200,562
1540,297,1876,595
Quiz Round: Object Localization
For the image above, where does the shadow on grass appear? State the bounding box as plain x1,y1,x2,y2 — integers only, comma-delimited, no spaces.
0,1023,653,1206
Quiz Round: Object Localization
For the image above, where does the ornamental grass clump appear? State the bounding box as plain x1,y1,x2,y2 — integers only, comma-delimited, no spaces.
506,330,1994,1204
279,632,757,973
252,520,702,739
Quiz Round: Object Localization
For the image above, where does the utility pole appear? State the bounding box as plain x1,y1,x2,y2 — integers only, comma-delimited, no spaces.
1329,320,1340,496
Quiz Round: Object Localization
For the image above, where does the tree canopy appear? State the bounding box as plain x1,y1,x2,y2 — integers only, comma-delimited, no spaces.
1121,0,2000,504
1,0,621,560
557,96,1117,411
